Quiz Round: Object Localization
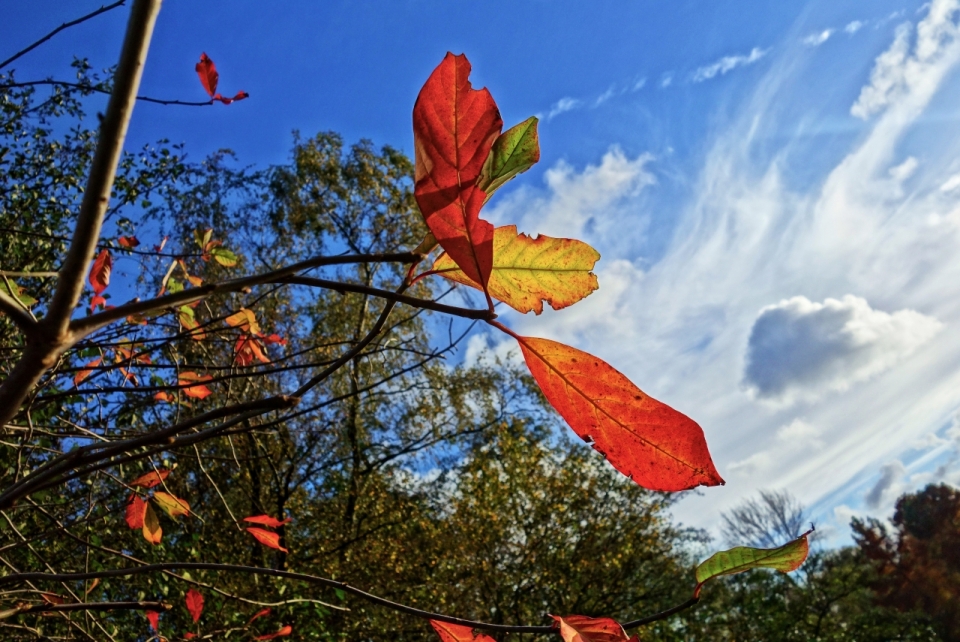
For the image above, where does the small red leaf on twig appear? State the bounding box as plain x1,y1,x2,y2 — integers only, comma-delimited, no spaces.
430,620,497,641
254,625,292,640
88,249,112,295
125,494,147,529
246,527,288,552
185,588,204,623
118,236,140,248
41,593,65,605
248,608,271,625
243,515,292,529
129,469,170,489
179,372,213,399
195,53,219,97
73,357,102,387
145,610,160,631
550,615,638,642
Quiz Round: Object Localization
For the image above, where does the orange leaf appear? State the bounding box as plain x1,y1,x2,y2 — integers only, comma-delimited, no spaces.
246,527,288,553
125,494,147,529
153,491,190,518
129,469,170,489
41,593,64,605
179,372,213,400
195,52,218,97
142,501,162,545
88,249,112,296
413,53,502,291
510,333,724,492
73,357,102,387
225,308,260,333
430,620,497,642
254,625,292,640
153,391,174,403
184,588,204,623
117,235,140,248
247,608,271,625
235,334,270,367
551,615,638,642
243,514,291,528
432,225,600,314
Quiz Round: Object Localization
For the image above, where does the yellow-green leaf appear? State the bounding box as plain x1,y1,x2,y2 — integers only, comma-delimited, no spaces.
478,117,539,204
694,529,813,594
210,247,237,267
152,491,190,518
431,225,600,314
0,280,37,307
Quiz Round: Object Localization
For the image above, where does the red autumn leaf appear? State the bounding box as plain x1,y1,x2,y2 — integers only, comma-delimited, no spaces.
146,610,160,631
234,334,270,367
185,634,196,640
142,501,162,545
88,249,112,296
254,625,292,641
117,235,140,248
263,333,286,346
247,607,271,625
413,52,502,292
508,332,723,492
195,52,218,97
184,588,204,623
125,493,147,529
129,469,170,489
243,514,292,529
40,593,65,605
430,620,497,642
551,615,638,642
179,372,213,399
246,527,288,553
73,357,102,387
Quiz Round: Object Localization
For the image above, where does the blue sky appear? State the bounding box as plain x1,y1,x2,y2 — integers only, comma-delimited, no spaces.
5,0,960,545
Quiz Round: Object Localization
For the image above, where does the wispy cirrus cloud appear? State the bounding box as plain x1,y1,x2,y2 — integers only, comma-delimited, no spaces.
803,29,834,47
692,47,769,82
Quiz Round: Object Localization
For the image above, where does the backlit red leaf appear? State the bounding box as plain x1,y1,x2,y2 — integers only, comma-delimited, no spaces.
430,620,496,642
41,593,64,605
129,469,170,489
247,608,271,625
195,52,218,97
510,333,723,492
73,357,102,387
125,494,147,529
146,610,160,631
185,588,204,623
179,372,213,399
551,615,638,642
143,501,162,545
413,52,502,291
254,625,292,640
243,514,292,529
246,527,288,552
117,236,140,248
88,249,112,296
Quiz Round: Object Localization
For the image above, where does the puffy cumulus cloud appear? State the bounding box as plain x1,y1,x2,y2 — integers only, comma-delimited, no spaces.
851,0,960,119
803,29,834,47
692,47,769,82
486,147,655,246
743,296,942,403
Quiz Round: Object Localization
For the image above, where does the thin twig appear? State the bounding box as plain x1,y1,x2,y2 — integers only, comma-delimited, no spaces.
2,601,170,618
0,79,214,106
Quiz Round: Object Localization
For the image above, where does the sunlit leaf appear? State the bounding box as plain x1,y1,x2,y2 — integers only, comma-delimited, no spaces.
413,52,502,290
432,225,599,314
254,625,292,640
88,249,112,296
153,491,190,518
694,529,813,595
246,527,288,553
185,588,204,624
235,334,270,367
179,372,213,399
0,280,37,307
73,357,102,387
146,610,160,631
142,502,162,545
248,608,271,625
195,53,219,97
550,615,638,642
430,620,496,641
41,593,64,605
243,515,292,529
225,308,260,334
125,494,147,529
177,305,206,341
478,116,539,203
129,469,170,489
512,334,724,491
209,247,238,267
117,235,140,248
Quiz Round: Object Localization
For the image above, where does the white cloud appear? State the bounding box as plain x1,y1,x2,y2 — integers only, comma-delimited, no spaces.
541,97,582,122
940,171,960,191
463,333,521,370
593,86,616,107
692,47,769,82
865,460,907,508
728,419,824,477
660,72,674,88
632,77,647,91
743,295,941,403
803,29,835,47
889,156,919,181
845,20,865,35
851,0,960,119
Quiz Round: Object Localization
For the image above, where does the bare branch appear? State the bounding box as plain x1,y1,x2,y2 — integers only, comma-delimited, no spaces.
0,289,38,340
0,1,128,70
1,601,170,619
0,79,215,106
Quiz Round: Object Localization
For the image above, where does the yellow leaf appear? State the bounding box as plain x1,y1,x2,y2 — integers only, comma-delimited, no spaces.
153,491,190,518
224,308,260,334
431,225,600,314
142,502,162,545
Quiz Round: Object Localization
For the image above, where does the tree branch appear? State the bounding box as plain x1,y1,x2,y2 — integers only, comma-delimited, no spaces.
0,563,699,633
0,79,215,106
277,275,494,320
0,1,128,70
1,601,170,619
0,289,38,340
